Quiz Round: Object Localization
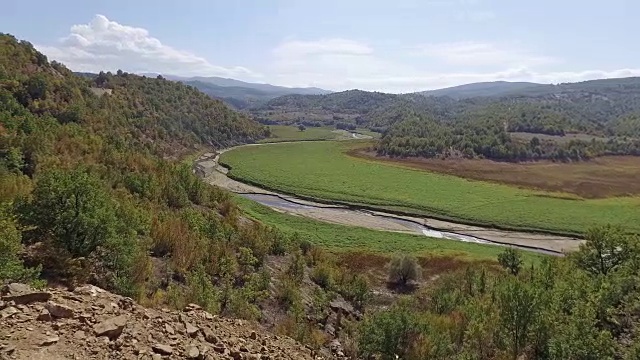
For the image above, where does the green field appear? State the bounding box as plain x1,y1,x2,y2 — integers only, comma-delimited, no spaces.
234,195,542,263
221,141,640,235
259,125,380,143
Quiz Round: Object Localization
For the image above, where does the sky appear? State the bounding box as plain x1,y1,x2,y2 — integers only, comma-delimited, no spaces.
2,0,639,93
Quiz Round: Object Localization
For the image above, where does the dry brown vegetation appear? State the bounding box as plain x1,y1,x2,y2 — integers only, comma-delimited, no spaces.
351,148,640,198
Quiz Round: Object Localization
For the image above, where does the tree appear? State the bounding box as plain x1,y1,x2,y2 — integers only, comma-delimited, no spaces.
388,254,421,286
498,248,523,275
497,277,539,360
20,169,118,258
358,300,425,359
0,206,40,285
572,225,632,275
298,124,306,132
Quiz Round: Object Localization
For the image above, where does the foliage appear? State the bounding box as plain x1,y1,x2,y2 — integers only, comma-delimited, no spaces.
0,33,284,312
498,247,523,275
357,224,637,359
0,206,41,285
388,254,421,286
252,78,640,162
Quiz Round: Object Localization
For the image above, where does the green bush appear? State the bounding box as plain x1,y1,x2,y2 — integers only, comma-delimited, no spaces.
388,254,421,286
0,207,41,285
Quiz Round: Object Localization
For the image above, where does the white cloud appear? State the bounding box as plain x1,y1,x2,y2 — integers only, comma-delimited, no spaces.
31,15,640,93
414,41,558,67
266,38,640,93
37,15,260,79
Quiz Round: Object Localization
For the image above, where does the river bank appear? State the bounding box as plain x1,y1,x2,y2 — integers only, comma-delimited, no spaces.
195,147,583,255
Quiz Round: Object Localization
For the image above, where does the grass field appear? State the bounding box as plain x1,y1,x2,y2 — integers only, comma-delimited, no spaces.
351,149,640,199
259,125,380,143
234,195,543,263
221,141,640,235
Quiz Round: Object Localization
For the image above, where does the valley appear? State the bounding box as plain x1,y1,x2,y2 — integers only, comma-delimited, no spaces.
220,140,640,236
4,28,640,360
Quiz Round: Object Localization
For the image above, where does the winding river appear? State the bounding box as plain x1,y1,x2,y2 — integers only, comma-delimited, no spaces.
195,142,583,256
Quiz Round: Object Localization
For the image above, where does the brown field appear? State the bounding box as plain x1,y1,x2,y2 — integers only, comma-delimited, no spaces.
351,149,640,199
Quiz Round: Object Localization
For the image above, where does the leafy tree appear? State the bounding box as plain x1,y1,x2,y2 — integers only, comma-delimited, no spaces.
496,277,539,360
498,247,523,275
358,301,425,359
388,254,421,286
0,206,41,285
298,124,306,132
20,168,117,257
572,225,632,275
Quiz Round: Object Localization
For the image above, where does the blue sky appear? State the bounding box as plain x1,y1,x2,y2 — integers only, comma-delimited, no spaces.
2,0,638,92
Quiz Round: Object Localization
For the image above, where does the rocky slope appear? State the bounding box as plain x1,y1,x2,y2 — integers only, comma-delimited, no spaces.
0,283,320,360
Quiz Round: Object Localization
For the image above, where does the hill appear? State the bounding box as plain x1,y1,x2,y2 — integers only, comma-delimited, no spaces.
0,32,281,327
421,81,546,98
136,73,331,109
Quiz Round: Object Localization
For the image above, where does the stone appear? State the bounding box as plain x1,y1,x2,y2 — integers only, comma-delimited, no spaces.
152,343,173,355
73,284,105,297
0,306,19,319
249,331,257,340
41,336,60,346
93,315,128,340
230,350,243,360
184,321,199,337
185,303,201,311
73,330,86,340
164,323,175,335
2,283,32,294
213,344,226,353
45,301,74,318
1,284,51,305
2,345,16,355
37,309,52,321
329,298,354,315
203,328,218,344
152,355,162,360
186,345,200,359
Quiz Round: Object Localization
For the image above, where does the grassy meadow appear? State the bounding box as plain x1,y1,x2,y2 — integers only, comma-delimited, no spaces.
221,141,640,235
234,195,543,263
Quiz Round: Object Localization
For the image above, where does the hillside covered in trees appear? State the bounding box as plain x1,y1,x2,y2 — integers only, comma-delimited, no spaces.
255,77,640,162
0,32,287,315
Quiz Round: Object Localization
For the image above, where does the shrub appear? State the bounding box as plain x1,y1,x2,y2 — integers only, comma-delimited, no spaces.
0,207,41,285
388,254,421,286
276,278,302,311
498,247,523,276
339,273,371,310
310,261,337,290
286,251,306,285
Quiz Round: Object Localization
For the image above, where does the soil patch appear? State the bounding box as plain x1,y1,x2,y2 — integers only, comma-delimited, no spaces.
349,149,640,199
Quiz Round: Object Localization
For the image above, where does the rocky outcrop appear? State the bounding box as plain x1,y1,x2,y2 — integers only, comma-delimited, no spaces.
0,283,322,359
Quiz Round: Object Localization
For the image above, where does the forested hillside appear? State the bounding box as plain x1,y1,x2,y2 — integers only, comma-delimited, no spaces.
0,33,290,318
256,77,640,162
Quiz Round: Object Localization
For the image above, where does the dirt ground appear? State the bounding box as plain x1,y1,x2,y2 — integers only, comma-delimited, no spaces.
350,149,640,199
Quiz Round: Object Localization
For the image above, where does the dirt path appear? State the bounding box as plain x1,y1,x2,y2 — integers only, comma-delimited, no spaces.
196,144,584,254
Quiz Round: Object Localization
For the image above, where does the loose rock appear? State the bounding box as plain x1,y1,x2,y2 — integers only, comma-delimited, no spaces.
45,301,74,318
93,315,128,340
152,343,173,355
41,336,60,346
37,309,52,322
186,345,200,358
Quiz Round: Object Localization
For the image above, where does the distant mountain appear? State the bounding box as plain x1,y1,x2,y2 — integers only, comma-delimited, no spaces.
421,81,549,99
136,74,331,109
